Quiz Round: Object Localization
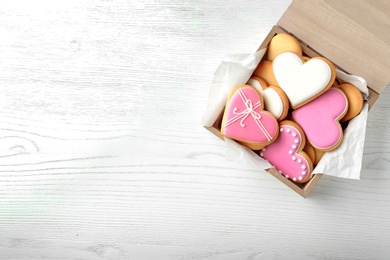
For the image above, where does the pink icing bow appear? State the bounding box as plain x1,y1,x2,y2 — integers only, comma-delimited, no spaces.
225,88,273,141
229,99,261,127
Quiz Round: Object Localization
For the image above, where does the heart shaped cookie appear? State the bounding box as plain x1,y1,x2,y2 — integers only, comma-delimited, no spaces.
252,60,279,86
273,52,336,109
292,88,348,151
247,77,289,121
267,33,303,61
260,120,313,183
337,83,364,122
221,85,279,150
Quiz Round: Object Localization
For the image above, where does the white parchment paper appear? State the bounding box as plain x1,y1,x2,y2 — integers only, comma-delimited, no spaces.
202,50,369,179
201,49,266,127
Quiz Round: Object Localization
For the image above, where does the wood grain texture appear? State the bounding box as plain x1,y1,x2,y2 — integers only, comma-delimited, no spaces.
0,0,390,259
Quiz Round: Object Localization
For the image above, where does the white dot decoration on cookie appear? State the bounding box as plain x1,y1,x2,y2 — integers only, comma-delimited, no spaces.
260,152,263,157
260,124,311,184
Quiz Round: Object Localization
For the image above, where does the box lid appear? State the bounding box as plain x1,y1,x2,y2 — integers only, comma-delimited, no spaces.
277,0,390,94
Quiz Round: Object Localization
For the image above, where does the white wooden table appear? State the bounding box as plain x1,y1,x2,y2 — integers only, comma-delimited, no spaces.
1,0,389,259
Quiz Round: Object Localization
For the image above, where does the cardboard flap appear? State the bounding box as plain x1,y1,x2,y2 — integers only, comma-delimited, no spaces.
278,0,390,94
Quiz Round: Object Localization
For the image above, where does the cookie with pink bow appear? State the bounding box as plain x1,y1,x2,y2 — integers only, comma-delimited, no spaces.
221,85,279,150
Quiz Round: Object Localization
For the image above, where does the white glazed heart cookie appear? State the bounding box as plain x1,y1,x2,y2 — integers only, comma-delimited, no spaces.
247,77,289,121
273,52,336,109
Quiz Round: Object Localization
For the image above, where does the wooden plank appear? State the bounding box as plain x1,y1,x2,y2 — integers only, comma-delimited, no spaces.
278,0,390,94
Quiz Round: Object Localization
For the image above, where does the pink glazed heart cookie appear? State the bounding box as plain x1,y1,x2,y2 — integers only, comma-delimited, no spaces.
221,85,279,150
273,52,336,109
260,120,313,183
292,88,349,151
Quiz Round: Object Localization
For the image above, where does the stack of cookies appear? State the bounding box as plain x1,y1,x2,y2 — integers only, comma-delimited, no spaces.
220,34,364,184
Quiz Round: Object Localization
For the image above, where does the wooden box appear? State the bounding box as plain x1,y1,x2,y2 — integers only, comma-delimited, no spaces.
205,0,390,197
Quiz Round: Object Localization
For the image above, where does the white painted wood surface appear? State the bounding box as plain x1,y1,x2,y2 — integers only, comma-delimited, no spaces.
0,0,389,259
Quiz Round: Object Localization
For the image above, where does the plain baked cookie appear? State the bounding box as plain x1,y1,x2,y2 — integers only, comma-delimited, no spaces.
252,60,279,86
303,141,316,164
337,83,364,122
313,148,325,166
267,33,302,61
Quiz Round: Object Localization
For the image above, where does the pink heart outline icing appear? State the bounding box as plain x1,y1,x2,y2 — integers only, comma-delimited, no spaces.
260,121,312,183
292,88,348,151
222,86,278,146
